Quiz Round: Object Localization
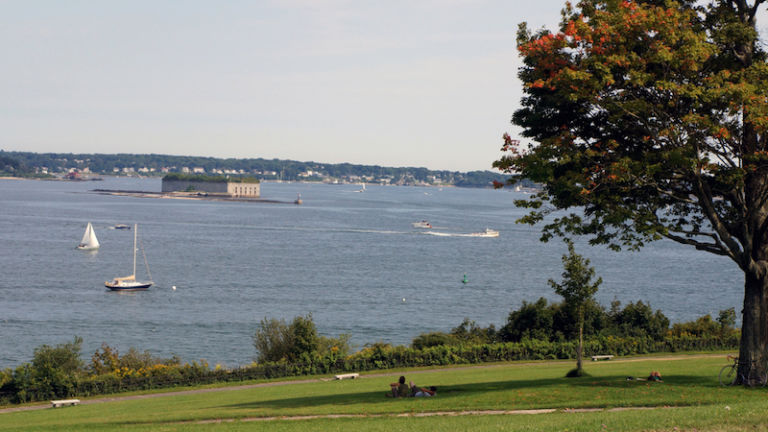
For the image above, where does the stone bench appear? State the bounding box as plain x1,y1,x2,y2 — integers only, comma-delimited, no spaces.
51,399,80,408
591,355,614,361
334,373,359,380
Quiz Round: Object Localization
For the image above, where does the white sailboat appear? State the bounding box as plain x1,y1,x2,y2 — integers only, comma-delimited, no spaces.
76,222,100,250
105,224,153,291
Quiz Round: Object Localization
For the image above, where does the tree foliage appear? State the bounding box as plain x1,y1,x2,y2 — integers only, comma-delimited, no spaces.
497,0,768,383
549,241,602,312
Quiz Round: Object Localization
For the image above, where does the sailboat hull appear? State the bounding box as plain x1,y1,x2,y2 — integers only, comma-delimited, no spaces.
105,281,153,291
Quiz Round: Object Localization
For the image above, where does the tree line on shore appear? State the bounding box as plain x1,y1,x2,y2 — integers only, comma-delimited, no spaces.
0,151,511,188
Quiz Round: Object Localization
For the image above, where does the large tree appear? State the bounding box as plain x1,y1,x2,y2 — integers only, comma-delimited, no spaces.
496,0,768,384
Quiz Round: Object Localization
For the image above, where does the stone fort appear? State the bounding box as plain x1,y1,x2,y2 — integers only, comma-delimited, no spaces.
161,175,260,198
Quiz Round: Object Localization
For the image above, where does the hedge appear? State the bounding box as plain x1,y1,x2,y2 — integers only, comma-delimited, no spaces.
0,333,739,404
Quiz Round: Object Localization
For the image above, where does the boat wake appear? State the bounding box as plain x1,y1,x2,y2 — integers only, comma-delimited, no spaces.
422,229,499,238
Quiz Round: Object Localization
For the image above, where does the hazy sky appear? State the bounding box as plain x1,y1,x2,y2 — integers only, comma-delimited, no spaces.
2,1,573,171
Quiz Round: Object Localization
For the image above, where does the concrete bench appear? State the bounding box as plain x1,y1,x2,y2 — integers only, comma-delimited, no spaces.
334,373,359,380
51,399,80,408
591,355,614,361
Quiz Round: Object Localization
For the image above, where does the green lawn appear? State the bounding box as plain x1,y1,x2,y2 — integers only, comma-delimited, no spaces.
2,354,767,431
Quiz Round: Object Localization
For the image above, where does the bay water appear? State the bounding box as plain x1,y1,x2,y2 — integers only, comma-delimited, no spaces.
0,177,741,368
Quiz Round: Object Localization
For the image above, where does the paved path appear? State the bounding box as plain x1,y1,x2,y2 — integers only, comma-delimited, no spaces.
182,406,670,424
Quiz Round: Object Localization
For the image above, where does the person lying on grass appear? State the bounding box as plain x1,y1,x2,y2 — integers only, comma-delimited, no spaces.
411,383,437,397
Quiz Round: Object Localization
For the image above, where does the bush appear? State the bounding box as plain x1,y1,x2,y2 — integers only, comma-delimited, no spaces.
254,314,351,364
606,300,670,339
497,298,672,343
499,298,557,342
29,336,84,400
451,318,498,345
669,314,721,337
317,333,353,359
287,314,319,362
253,318,292,363
411,332,458,349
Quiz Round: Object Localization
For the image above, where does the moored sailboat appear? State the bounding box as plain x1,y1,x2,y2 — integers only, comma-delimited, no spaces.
105,224,153,291
76,222,100,250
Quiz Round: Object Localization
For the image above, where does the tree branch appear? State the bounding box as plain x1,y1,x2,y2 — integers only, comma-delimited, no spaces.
663,232,732,257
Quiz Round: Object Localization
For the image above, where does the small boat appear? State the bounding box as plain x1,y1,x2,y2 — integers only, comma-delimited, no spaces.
469,228,499,238
76,222,100,250
355,183,366,192
112,224,131,230
412,220,432,229
105,224,153,291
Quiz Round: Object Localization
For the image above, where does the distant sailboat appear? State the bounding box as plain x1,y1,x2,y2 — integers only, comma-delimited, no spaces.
105,224,153,291
76,222,100,250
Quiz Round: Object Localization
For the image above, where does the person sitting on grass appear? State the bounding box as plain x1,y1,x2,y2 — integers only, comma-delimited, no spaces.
386,376,411,398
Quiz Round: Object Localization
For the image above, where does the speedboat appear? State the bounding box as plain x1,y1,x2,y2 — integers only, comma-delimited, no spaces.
470,228,499,238
412,220,432,229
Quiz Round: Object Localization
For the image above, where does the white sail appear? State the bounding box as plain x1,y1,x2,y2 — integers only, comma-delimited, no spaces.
77,222,100,250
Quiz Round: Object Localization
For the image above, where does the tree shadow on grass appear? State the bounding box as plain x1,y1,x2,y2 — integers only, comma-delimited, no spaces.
220,374,712,411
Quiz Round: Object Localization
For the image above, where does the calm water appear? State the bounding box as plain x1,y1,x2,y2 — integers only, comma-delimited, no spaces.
0,177,742,368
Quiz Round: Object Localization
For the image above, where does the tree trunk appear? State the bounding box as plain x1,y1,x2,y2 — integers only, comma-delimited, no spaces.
577,309,584,373
737,270,768,385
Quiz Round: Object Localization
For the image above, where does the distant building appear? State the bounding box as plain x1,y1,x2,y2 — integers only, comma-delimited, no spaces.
161,174,260,197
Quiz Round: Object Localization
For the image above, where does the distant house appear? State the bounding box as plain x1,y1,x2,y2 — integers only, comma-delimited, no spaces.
161,173,260,197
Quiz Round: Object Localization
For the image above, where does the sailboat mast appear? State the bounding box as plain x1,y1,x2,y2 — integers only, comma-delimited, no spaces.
133,224,138,277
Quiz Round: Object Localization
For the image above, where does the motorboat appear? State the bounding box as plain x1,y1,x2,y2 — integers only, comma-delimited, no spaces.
412,220,432,229
469,228,499,238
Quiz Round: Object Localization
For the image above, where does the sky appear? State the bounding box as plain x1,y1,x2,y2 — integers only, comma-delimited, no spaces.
1,1,583,171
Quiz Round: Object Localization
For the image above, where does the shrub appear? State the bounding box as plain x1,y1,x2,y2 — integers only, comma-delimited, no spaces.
254,314,350,364
669,314,721,337
29,336,84,400
317,333,353,359
287,314,319,362
253,318,292,363
607,300,670,339
451,318,498,344
411,332,458,350
499,298,557,342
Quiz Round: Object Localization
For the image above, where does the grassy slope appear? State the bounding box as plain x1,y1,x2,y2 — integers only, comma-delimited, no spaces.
2,354,767,431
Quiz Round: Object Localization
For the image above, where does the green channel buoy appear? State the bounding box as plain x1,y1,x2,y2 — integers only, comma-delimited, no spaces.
462,274,468,284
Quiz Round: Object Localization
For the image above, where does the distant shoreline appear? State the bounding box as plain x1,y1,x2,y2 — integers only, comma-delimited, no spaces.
0,176,102,182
